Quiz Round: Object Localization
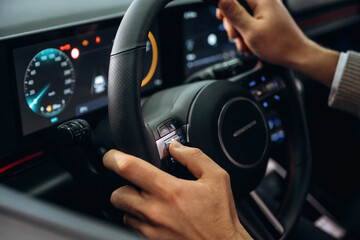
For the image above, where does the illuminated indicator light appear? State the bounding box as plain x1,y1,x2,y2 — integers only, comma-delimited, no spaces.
95,36,101,44
82,40,89,46
71,48,80,59
249,81,256,87
274,80,279,88
60,44,71,51
207,33,218,46
274,95,280,101
218,24,225,31
46,105,52,112
261,76,266,82
271,130,285,143
51,117,58,123
279,130,285,138
263,101,268,108
271,133,279,142
268,119,274,130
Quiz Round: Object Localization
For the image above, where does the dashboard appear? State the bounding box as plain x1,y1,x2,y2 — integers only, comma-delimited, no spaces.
1,0,359,185
0,2,249,173
10,4,241,137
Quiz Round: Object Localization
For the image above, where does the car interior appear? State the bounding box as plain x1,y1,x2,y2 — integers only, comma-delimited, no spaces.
0,0,360,239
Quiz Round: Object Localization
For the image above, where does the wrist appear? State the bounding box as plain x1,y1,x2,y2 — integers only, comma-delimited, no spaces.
287,38,340,87
285,37,318,71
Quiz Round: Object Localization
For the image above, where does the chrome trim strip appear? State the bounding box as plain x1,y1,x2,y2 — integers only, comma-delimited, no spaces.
265,158,287,178
250,191,285,235
233,120,257,138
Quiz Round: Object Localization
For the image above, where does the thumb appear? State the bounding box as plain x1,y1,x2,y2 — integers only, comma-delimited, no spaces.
218,0,254,32
169,141,221,179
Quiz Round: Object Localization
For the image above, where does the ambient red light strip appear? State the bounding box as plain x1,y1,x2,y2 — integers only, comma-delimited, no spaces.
298,5,360,29
0,151,43,173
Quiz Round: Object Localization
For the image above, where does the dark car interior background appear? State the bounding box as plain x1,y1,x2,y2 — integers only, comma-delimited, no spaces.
0,0,359,239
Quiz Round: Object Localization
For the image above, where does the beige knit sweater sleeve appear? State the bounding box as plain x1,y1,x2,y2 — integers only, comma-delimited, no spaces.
328,51,360,118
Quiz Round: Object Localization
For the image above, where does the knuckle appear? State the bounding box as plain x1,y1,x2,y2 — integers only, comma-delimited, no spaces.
188,147,204,158
160,185,178,202
155,181,183,205
145,204,165,224
145,204,159,217
115,156,133,172
216,169,231,183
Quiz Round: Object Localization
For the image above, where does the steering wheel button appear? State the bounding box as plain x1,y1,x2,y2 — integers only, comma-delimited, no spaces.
158,125,170,137
165,135,181,149
248,80,257,87
265,81,277,92
252,89,263,97
166,121,176,132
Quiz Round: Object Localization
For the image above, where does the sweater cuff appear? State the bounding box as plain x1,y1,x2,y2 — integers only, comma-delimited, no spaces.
328,51,360,118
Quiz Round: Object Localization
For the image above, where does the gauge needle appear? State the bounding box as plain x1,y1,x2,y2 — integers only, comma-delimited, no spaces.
28,84,51,111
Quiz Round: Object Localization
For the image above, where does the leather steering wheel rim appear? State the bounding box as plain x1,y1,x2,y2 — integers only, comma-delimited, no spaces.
108,1,312,239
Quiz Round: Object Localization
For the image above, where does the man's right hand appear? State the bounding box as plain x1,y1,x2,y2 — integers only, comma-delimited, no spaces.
217,0,340,87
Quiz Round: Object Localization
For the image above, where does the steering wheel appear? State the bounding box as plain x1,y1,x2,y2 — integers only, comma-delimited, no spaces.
108,0,311,239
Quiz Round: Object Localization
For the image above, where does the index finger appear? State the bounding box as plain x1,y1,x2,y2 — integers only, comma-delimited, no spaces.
103,150,175,193
169,142,223,179
218,0,254,32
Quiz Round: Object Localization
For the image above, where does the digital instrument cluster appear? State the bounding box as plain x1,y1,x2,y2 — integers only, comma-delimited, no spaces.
12,4,240,137
13,23,163,136
182,5,241,77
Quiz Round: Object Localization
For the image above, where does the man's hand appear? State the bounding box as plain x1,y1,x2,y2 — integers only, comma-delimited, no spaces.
217,0,339,87
103,141,252,240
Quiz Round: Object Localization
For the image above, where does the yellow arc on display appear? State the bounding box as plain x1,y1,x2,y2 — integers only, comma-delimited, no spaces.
141,31,158,87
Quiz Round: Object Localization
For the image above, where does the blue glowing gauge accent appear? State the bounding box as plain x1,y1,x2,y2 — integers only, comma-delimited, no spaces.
24,48,75,118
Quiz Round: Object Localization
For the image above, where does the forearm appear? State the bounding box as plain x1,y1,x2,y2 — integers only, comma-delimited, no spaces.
287,39,340,87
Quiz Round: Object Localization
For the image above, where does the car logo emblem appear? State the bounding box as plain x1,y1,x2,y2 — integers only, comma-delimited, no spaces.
233,120,257,138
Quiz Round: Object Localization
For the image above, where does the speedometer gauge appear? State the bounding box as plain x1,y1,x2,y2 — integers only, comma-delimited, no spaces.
24,48,75,118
